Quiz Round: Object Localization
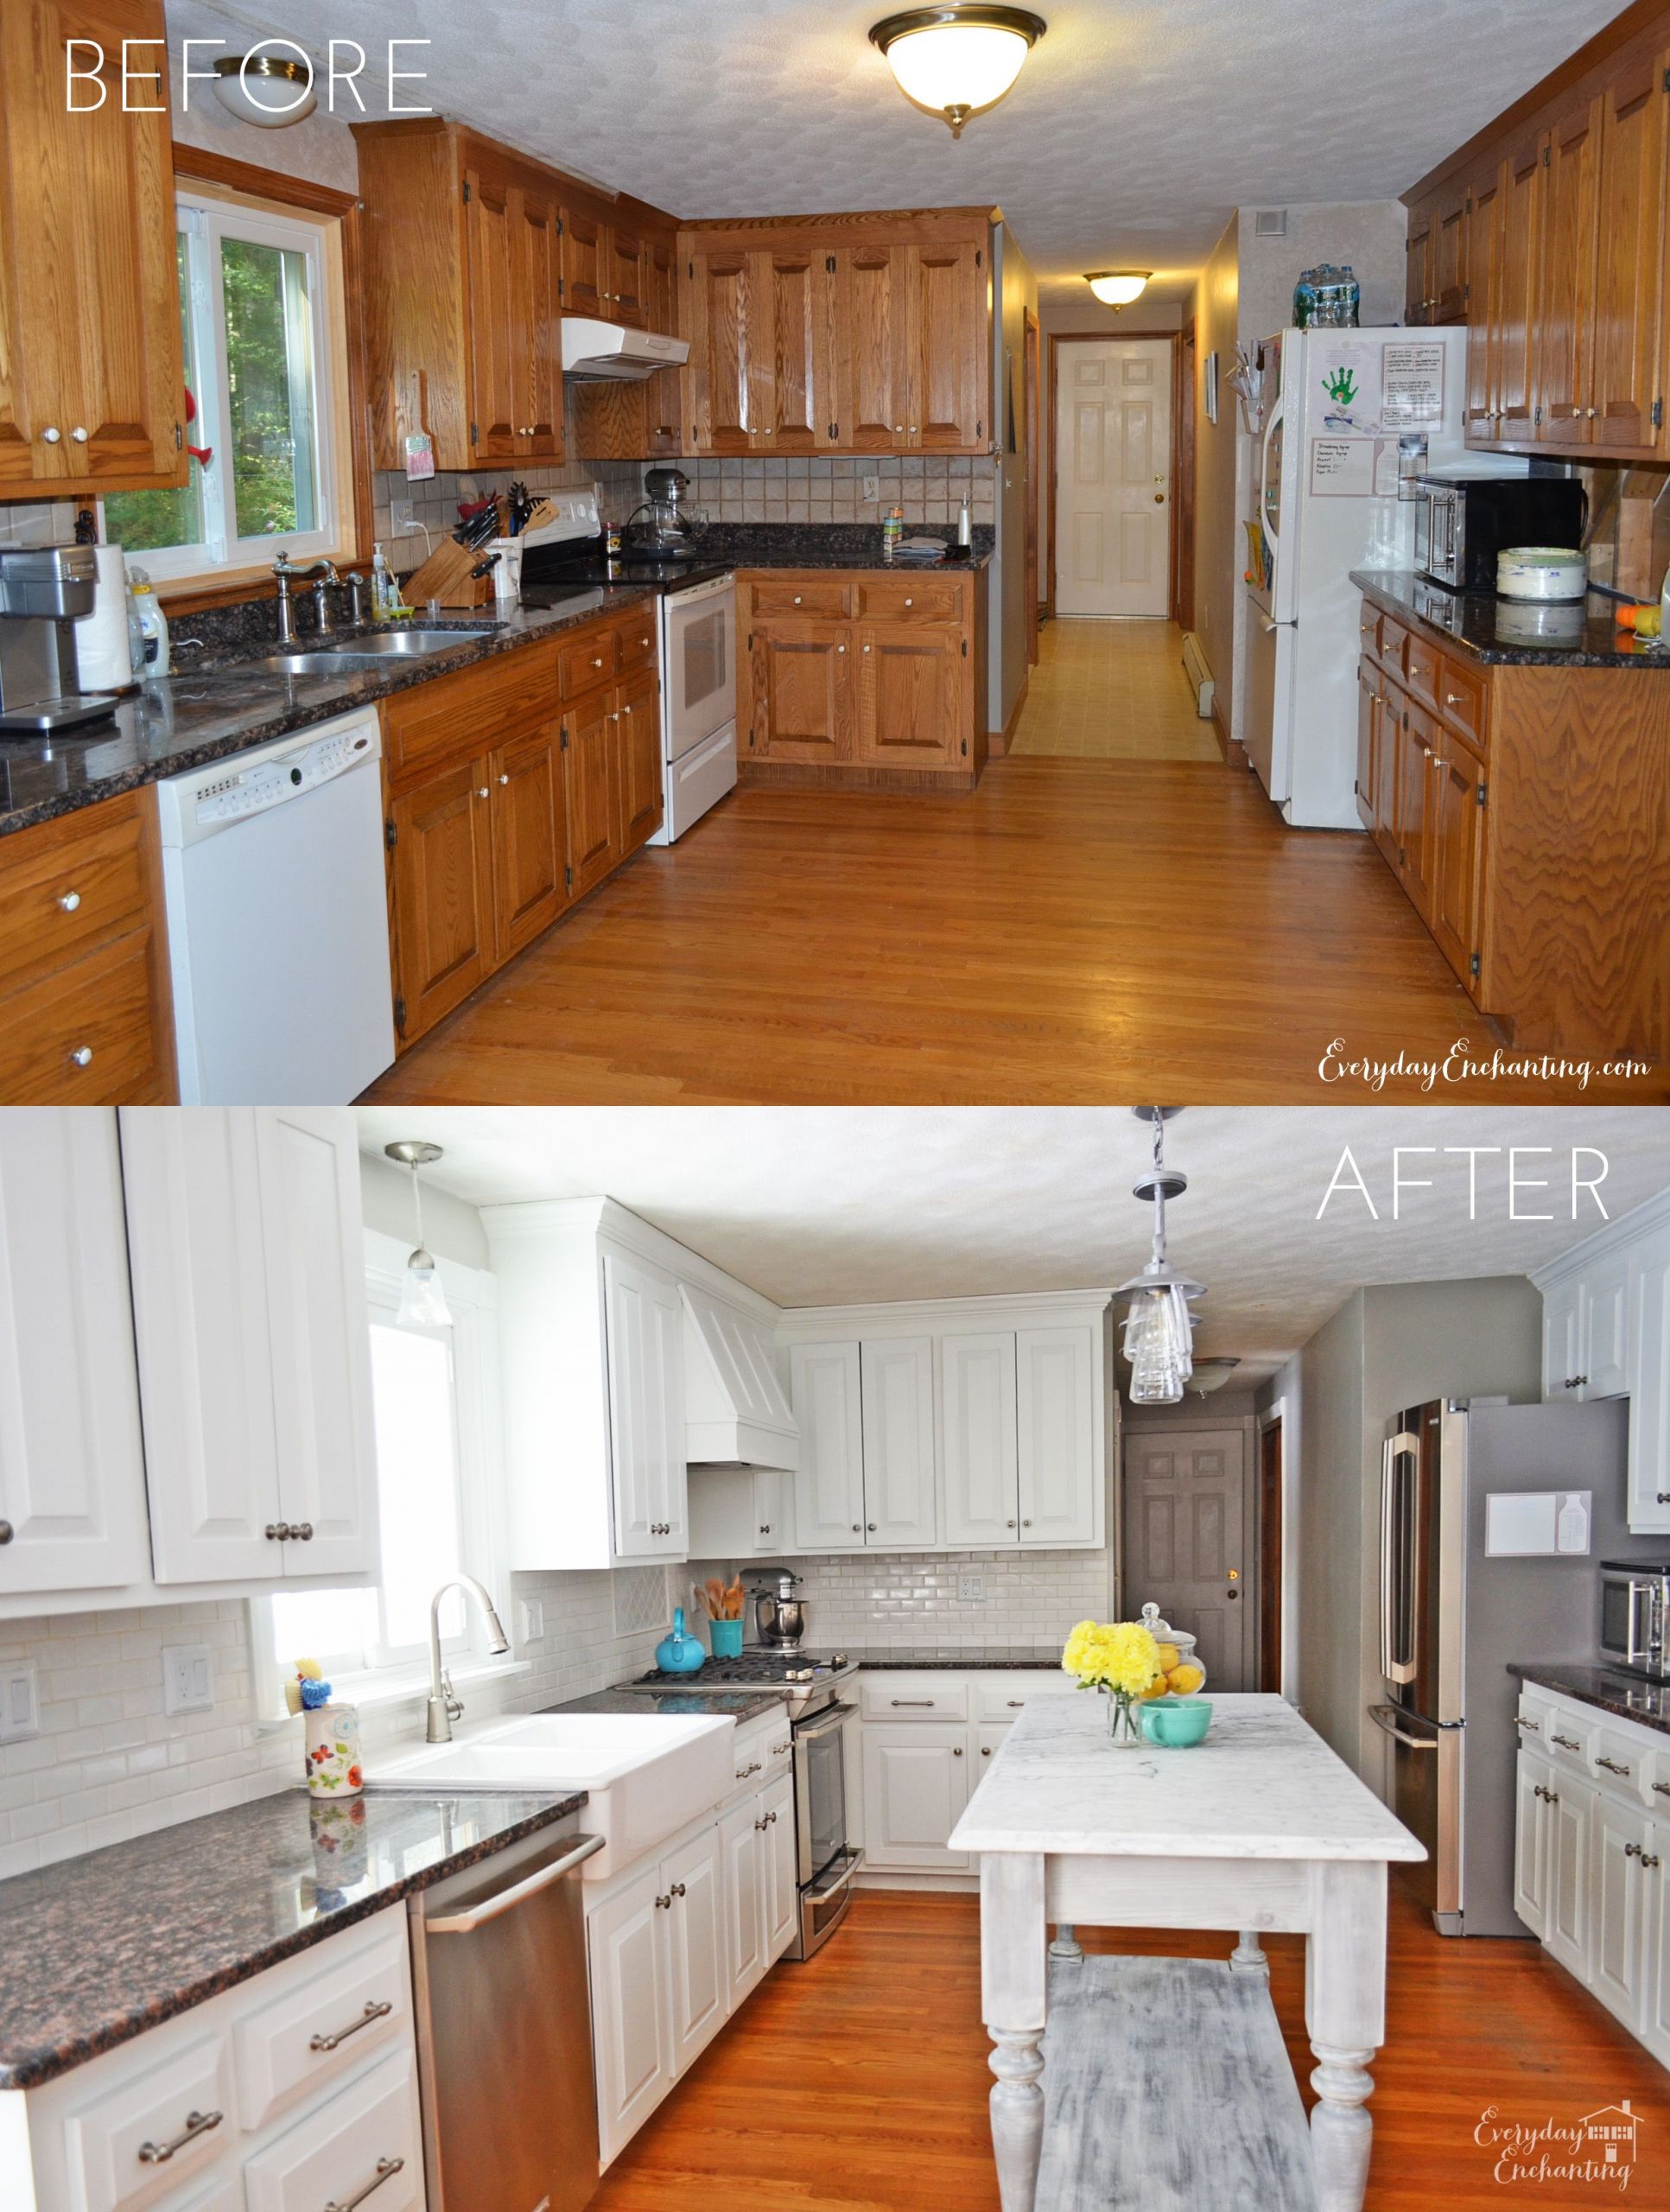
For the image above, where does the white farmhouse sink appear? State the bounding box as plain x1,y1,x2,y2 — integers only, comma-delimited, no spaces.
372,1713,735,1879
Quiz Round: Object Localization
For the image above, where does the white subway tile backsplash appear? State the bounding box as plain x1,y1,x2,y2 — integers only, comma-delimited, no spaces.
770,1548,1114,1653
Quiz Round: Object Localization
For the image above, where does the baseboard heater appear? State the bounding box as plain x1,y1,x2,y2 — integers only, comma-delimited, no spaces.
1181,632,1216,720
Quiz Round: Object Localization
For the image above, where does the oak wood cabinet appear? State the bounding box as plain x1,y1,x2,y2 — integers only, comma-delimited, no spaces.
0,0,186,493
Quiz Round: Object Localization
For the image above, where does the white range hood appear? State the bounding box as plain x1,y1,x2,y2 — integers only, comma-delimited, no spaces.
561,319,689,381
682,1285,798,1471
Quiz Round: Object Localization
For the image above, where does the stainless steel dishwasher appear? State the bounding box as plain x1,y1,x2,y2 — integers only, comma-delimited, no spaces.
408,1817,604,2212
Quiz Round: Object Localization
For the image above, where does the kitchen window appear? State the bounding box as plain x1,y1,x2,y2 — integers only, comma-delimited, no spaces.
253,1236,512,1714
102,188,346,584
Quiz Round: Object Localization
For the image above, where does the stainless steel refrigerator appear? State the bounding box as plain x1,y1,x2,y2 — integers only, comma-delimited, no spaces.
1372,1396,1661,1936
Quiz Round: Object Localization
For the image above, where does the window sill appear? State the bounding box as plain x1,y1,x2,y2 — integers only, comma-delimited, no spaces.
255,1655,532,1735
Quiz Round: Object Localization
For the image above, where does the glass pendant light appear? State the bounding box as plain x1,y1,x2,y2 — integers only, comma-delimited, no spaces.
384,1141,452,1330
1114,1109,1205,1405
868,8,1047,138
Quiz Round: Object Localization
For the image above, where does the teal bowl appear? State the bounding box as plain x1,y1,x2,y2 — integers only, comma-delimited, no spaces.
1140,1699,1213,1748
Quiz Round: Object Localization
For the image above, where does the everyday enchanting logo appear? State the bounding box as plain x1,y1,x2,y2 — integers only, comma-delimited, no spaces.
1475,2101,1644,2191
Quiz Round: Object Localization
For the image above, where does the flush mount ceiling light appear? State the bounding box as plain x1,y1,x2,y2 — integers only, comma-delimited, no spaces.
1184,1358,1241,1399
1085,270,1153,309
868,6,1047,139
1115,1108,1205,1406
385,1141,452,1329
213,48,318,129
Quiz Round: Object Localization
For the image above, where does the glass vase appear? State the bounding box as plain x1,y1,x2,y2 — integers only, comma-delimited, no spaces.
1103,1688,1142,1748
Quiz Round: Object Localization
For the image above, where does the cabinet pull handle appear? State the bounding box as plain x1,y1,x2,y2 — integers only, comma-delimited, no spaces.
138,2110,223,2164
1007,1700,1025,1708
58,890,81,912
1597,1757,1632,1777
67,1046,92,1068
326,2158,405,2212
310,1999,393,2051
670,1881,686,1897
1514,1716,1540,1732
1552,1733,1582,1751
891,1699,935,1707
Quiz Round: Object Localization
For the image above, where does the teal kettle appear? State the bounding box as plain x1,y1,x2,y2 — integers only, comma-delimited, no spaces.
655,1607,707,1676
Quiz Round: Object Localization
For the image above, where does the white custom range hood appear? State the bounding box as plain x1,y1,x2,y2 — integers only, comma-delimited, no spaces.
561,319,689,381
682,1285,798,1471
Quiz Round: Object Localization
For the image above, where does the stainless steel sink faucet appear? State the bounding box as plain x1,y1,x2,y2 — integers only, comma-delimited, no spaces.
305,560,340,636
272,550,295,643
427,1576,511,1743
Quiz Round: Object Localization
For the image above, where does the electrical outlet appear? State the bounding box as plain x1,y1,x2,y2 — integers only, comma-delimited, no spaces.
519,1598,546,1644
391,497,416,534
861,472,880,504
162,1643,214,1717
0,1661,39,1744
957,1571,985,1603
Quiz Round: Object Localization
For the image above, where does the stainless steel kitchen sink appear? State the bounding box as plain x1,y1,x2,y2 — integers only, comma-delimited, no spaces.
238,628,499,677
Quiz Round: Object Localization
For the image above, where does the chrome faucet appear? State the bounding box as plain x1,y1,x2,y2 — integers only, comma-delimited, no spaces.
426,1576,511,1743
272,550,296,644
304,560,340,637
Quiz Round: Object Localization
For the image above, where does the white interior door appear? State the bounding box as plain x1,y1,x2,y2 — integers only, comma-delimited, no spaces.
1054,337,1172,617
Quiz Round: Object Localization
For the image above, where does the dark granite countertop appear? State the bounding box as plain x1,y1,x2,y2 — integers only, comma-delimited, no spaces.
0,1784,584,2091
849,1647,1064,1670
1351,569,1668,670
699,522,994,573
0,592,653,841
549,1687,784,1721
1509,1661,1670,1737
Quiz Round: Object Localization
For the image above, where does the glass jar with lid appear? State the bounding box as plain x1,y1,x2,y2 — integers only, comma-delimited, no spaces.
1138,1601,1208,1697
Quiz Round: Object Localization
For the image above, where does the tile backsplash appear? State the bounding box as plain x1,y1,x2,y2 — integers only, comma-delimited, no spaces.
669,454,998,528
759,1547,1114,1653
0,1569,671,1882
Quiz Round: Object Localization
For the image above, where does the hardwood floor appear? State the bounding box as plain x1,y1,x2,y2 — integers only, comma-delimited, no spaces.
589,1882,1667,2211
367,752,1667,1103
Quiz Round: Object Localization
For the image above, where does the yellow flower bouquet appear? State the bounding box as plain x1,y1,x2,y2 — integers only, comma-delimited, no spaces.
1062,1618,1164,1747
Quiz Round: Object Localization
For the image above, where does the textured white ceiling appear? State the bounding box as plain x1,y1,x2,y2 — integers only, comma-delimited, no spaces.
352,1108,1670,1382
165,0,1622,309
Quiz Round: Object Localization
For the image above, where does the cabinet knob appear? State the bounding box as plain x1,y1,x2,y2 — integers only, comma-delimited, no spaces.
1006,1520,1016,1529
624,704,632,715
67,1046,92,1068
1587,407,1597,419
58,890,81,912
852,1523,861,1533
477,786,489,799
41,426,60,443
670,1880,686,1897
893,426,904,435
497,772,509,785
982,1745,992,1755
593,657,604,668
71,427,88,443
1656,1492,1670,1504
265,1522,291,1541
610,710,620,722
909,426,918,435
952,1745,963,1757
862,644,872,653
904,597,914,607
0,1521,12,1544
793,595,803,605
1023,1518,1032,1528
292,1522,313,1541
867,1522,877,1531
1445,692,1463,707
836,644,847,653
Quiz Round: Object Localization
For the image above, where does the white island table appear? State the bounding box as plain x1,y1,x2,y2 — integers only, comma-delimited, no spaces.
948,1693,1425,2212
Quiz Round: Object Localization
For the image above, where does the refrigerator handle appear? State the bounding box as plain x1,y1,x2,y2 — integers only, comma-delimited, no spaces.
1379,1437,1394,1681
1368,1702,1439,1751
1260,396,1284,560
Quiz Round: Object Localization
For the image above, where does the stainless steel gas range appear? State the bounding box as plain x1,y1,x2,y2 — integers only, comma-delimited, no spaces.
614,1649,860,1957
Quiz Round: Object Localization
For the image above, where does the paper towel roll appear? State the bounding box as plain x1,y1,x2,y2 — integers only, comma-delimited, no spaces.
72,544,135,693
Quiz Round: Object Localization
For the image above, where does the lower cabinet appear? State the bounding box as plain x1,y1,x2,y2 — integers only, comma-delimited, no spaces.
860,1723,972,1872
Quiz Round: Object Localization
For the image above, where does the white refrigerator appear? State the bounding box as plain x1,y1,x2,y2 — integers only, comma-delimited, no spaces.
1242,324,1494,828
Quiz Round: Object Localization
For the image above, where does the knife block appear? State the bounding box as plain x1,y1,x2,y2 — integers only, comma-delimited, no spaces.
400,535,494,608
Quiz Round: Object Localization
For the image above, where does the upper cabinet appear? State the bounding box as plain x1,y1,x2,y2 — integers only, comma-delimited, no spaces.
0,0,186,493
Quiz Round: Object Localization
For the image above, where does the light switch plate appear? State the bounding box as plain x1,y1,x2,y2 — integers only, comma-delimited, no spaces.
163,1643,214,1716
958,1571,985,1602
0,1661,39,1744
519,1598,546,1644
862,473,880,504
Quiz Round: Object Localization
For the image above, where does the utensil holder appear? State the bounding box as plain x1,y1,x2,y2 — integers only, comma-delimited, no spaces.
710,1618,744,1659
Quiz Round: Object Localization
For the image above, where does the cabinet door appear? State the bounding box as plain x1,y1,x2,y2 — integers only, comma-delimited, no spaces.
390,756,495,1046
563,692,622,901
462,162,518,463
1497,136,1544,444
1542,1279,1584,1399
1404,201,1433,326
841,245,909,448
858,1724,971,1871
943,1332,1019,1546
1537,93,1603,448
1641,1821,1670,2066
1583,1249,1632,1400
1464,164,1503,439
749,247,836,453
854,626,962,768
1017,1325,1098,1546
1395,699,1435,921
664,1824,727,2070
791,1341,866,1550
1591,50,1669,457
614,668,664,854
753,1465,783,1553
561,205,604,319
687,250,753,455
0,1109,150,1594
719,1797,768,2011
1627,1230,1670,1532
1355,661,1380,832
587,1864,674,2166
644,235,677,337
1591,1789,1651,2031
1426,736,1484,990
121,1107,283,1582
860,1337,938,1547
487,720,565,961
905,239,984,449
256,1109,378,1577
1514,1751,1551,1936
748,621,854,764
1372,679,1402,862
1431,181,1469,324
603,1250,685,1559
0,2,184,492
761,1774,797,1961
1545,1770,1595,1983
517,189,564,461
607,224,646,327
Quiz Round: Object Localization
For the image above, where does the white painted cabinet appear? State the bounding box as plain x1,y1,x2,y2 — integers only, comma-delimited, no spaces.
661,1824,727,2074
121,1109,378,1585
1540,1277,1584,1400
762,1773,797,1959
860,1338,937,1547
1591,1790,1653,2032
860,1723,972,1872
1546,1767,1596,1982
1629,1227,1670,1533
791,1342,867,1550
1513,1751,1551,1938
1017,1324,1098,1545
718,1796,768,2010
0,1111,151,1597
1583,1249,1633,1401
586,1863,676,2167
688,1463,783,1560
603,1251,686,1560
943,1332,1019,1545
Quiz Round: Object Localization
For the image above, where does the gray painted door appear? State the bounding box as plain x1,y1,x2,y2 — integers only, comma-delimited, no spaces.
1121,1427,1250,1690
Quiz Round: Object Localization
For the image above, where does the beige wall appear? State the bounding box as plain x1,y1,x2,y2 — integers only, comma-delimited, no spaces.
1189,219,1241,707
993,224,1039,736
1235,201,1407,351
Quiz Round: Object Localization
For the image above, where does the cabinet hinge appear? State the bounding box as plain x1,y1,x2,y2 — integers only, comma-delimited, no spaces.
961,637,968,657
559,722,568,750
1463,283,1470,304
384,817,397,849
829,422,839,440
1653,397,1665,429
826,255,836,274
975,419,982,440
556,215,564,235
747,728,755,747
1476,780,1488,807
689,259,695,280
1470,953,1481,979
557,274,566,300
564,865,574,890
1664,65,1670,90
461,179,472,202
1542,145,1551,166
394,995,407,1033
960,738,968,756
470,421,479,443
747,632,753,650
975,249,983,267
175,421,183,450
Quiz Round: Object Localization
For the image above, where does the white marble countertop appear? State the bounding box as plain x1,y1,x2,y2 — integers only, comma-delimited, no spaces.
949,1693,1426,1863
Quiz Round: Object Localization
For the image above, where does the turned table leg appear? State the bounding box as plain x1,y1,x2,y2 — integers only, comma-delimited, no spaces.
981,1853,1048,2212
1229,1929,1268,1975
1305,1860,1387,2212
1048,1923,1083,1960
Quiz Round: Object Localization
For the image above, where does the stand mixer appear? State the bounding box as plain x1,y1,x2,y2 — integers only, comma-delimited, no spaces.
752,1571,809,1649
622,466,700,559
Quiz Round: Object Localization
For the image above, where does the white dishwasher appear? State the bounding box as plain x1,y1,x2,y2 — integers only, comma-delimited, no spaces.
155,707,397,1104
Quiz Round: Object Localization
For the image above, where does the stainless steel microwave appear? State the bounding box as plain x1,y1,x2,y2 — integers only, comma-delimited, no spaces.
1599,1560,1670,1675
1413,474,1586,591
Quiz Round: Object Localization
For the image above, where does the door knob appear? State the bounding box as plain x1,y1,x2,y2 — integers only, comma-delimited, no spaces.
1227,1589,1239,1599
1153,493,1165,504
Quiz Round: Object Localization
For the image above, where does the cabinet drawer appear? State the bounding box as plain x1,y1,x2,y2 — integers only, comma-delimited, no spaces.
749,577,851,619
1591,1726,1647,1797
860,1675,969,1722
1379,616,1408,675
975,1675,1076,1722
854,578,962,625
243,2049,423,2212
1436,655,1487,747
60,2032,232,2212
1514,1694,1554,1753
233,1920,410,2133
559,624,618,698
0,794,150,996
381,641,560,782
614,610,659,673
0,929,169,1103
1404,629,1440,709
1545,1709,1594,1771
1357,603,1381,658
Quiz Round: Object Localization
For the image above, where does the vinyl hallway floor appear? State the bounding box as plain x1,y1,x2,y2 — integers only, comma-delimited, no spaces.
587,1884,1667,2211
1007,616,1222,760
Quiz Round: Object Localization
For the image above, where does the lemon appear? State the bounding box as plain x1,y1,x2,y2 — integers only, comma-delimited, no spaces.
1168,1663,1204,1695
1156,1643,1181,1672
